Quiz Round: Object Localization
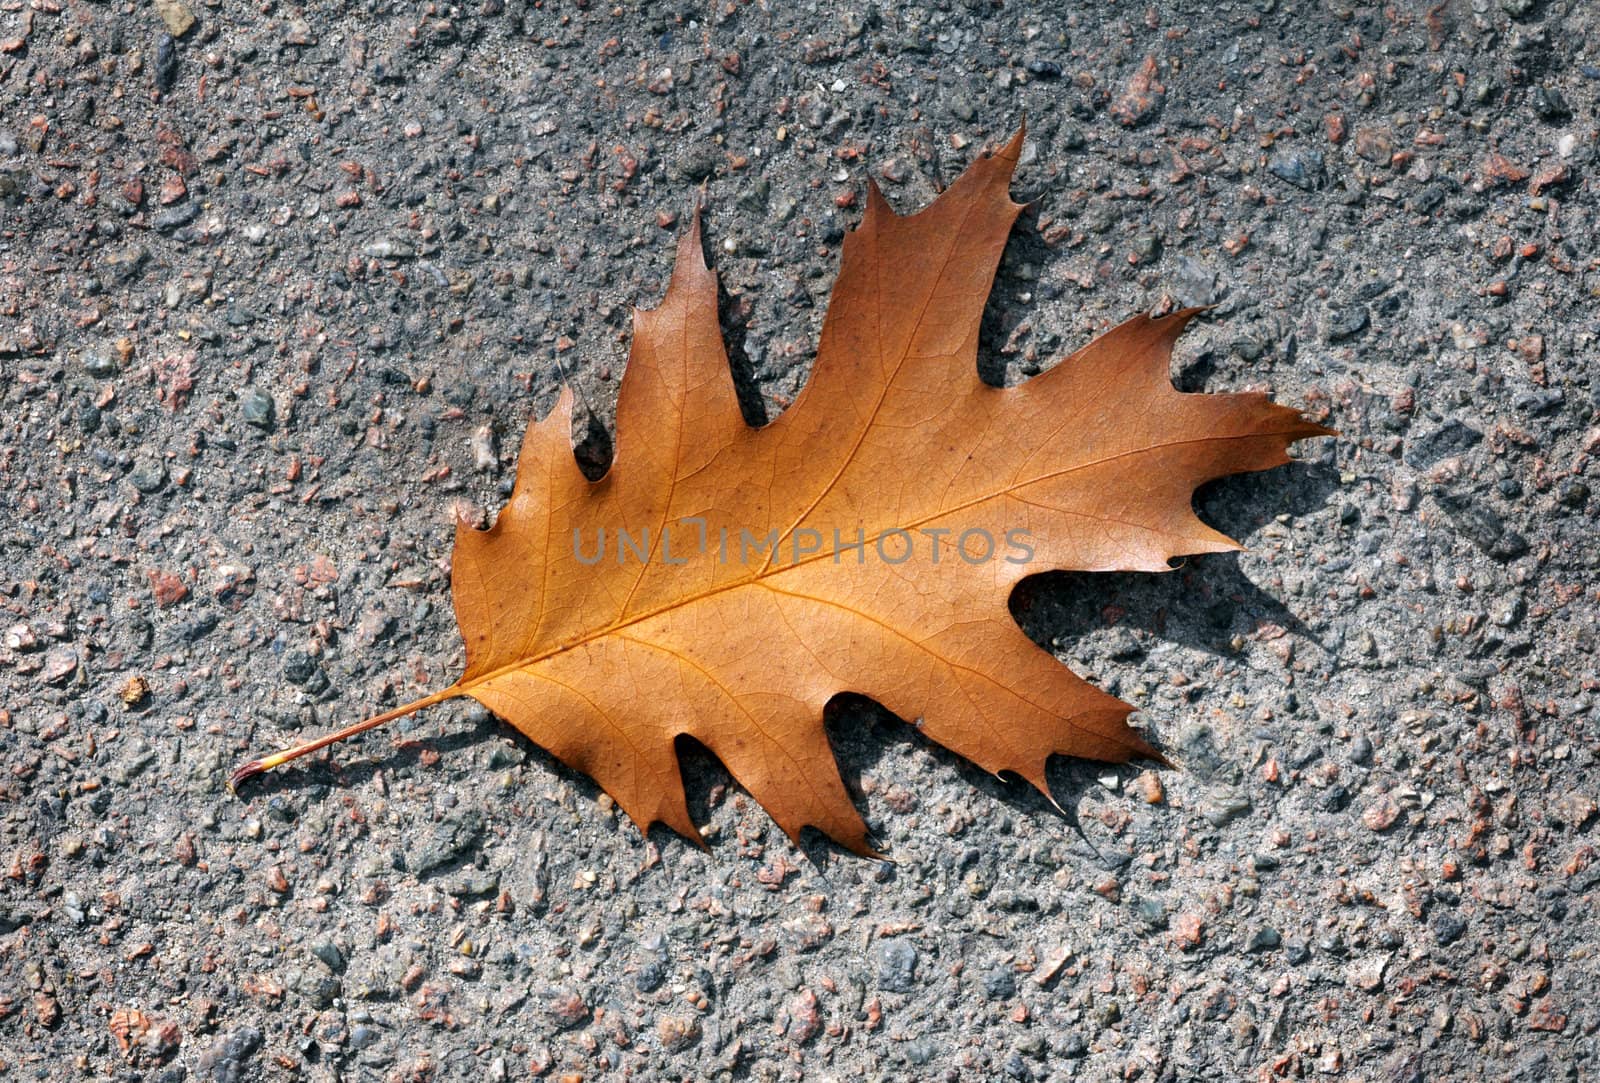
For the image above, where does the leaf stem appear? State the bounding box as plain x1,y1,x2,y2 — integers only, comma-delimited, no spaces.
228,685,463,792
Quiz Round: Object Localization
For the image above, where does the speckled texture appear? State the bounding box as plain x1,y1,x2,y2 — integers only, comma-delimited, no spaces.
2,1,1598,1080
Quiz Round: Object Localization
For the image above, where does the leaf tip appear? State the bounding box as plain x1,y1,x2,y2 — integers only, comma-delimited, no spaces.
839,830,888,861
974,124,1027,199
679,204,708,271
1014,761,1068,816
997,121,1026,163
1160,304,1212,335
647,804,705,852
1122,729,1169,766
863,176,893,224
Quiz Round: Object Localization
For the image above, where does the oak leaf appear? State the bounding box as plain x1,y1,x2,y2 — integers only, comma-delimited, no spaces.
235,129,1330,853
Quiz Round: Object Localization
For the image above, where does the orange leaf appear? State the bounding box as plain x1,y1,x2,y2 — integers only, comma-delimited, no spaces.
235,128,1331,854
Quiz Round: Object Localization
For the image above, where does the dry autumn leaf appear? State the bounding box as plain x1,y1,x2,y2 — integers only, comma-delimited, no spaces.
234,128,1331,853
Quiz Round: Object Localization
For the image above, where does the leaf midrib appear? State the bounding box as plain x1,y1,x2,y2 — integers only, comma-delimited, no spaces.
452,427,1307,696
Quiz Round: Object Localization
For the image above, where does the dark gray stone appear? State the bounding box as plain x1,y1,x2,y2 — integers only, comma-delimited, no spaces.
982,966,1016,999
129,458,168,494
311,941,346,972
152,203,200,230
1405,420,1483,467
1409,185,1446,215
196,1027,262,1083
408,810,485,876
104,245,149,283
242,388,275,430
83,353,119,377
1325,306,1369,342
1431,910,1467,946
1247,926,1282,952
1532,86,1571,120
155,33,178,92
1267,150,1325,190
877,940,917,993
283,650,317,685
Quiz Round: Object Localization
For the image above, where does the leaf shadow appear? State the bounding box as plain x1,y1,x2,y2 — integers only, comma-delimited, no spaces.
651,703,1107,869
1010,460,1341,685
1199,460,1341,550
805,693,1113,868
975,206,1055,389
717,276,772,429
571,407,614,483
663,735,740,852
667,731,887,868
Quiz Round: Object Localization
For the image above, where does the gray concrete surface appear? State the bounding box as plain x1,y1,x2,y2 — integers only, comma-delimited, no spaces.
2,0,1598,1079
